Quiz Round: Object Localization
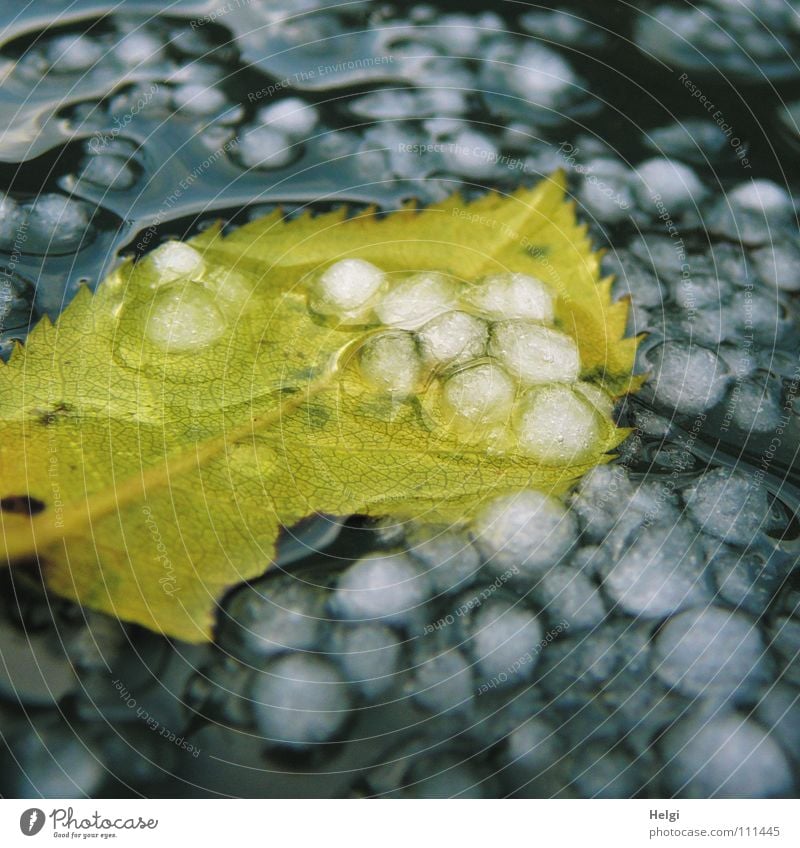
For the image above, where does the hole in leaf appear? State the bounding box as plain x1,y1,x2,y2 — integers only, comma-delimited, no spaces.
0,495,46,515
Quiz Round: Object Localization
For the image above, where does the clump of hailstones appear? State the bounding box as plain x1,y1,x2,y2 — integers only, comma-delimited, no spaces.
308,259,615,466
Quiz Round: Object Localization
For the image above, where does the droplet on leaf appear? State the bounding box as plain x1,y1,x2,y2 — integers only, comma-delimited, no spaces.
574,381,615,417
489,321,580,384
441,362,515,427
147,242,205,284
359,331,422,396
375,271,456,329
417,310,488,365
467,272,555,322
514,385,602,463
309,258,386,324
145,285,227,352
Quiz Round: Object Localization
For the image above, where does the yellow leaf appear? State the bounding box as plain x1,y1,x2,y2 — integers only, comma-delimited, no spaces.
0,175,640,642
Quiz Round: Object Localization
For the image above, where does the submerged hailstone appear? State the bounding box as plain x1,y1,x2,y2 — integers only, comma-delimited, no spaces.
684,468,771,547
375,272,456,329
532,566,606,630
116,30,164,65
408,647,474,715
501,42,577,106
634,157,706,211
467,272,555,321
237,126,295,170
12,723,106,798
472,490,577,577
728,179,793,220
350,89,420,120
45,34,104,72
222,574,326,660
570,465,635,543
442,363,515,426
468,598,543,686
652,606,769,700
0,194,22,248
515,385,602,463
311,258,385,323
750,238,800,292
489,321,580,384
22,194,91,254
172,83,229,117
0,271,35,330
359,332,422,396
647,342,729,414
330,623,402,698
444,129,499,178
577,158,635,224
79,154,137,190
504,717,561,778
252,654,352,748
643,119,729,165
707,179,794,243
331,551,431,625
602,524,711,619
662,714,793,798
257,97,319,140
405,524,482,593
